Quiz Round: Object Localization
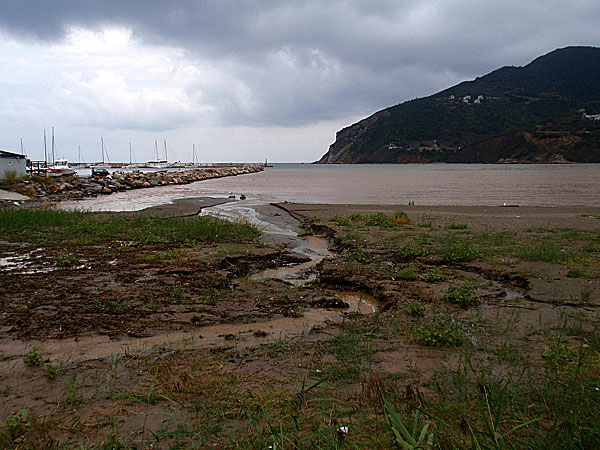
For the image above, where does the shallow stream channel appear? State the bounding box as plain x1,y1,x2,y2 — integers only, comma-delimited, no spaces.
1,197,379,370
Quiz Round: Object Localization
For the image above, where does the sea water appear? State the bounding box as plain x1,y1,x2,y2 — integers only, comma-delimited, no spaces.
60,163,600,211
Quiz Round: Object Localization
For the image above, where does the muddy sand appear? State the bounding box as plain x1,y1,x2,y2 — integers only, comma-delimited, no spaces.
282,203,600,232
1,200,599,447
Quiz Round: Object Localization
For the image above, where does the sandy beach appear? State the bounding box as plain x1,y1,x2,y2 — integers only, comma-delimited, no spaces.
282,203,600,232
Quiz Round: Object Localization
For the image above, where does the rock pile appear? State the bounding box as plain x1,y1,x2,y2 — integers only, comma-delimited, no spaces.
2,165,264,202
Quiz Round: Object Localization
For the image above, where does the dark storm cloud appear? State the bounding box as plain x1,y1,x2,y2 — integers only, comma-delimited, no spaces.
1,0,599,127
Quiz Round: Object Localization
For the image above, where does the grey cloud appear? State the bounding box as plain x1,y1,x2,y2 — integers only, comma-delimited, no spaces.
1,0,600,128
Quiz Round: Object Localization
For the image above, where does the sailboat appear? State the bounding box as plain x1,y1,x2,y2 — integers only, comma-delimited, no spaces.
95,137,111,169
190,144,202,167
122,142,140,172
147,139,168,168
44,127,76,176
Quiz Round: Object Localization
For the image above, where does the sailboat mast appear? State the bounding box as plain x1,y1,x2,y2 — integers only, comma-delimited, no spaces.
192,144,196,165
129,142,132,164
154,140,159,161
101,137,105,164
164,139,168,162
20,138,24,155
78,145,82,164
51,126,55,166
43,129,47,165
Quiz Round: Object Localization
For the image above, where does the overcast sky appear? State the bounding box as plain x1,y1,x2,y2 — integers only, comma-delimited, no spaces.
1,1,599,163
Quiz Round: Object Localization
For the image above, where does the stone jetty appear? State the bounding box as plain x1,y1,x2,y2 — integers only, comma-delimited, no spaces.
0,165,264,203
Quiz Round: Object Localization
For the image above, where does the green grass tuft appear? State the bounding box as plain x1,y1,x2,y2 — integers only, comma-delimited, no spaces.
396,244,428,261
443,283,479,308
394,266,418,280
439,235,480,262
446,222,468,230
414,313,466,347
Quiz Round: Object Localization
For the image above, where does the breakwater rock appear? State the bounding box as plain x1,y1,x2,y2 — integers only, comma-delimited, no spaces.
2,165,264,203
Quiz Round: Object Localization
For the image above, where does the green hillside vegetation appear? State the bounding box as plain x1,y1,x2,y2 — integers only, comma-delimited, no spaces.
317,46,600,163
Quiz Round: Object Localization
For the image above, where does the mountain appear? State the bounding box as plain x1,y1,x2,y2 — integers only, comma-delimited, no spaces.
316,46,600,164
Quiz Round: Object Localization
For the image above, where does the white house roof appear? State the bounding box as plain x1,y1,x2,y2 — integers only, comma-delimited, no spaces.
0,150,26,159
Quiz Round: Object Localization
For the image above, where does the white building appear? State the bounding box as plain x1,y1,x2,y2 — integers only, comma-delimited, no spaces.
462,95,471,103
0,150,27,179
448,94,455,100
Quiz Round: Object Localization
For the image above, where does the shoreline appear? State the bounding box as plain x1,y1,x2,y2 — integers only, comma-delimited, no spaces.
0,164,264,204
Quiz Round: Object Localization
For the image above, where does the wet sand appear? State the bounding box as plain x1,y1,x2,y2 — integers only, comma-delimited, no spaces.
279,203,600,232
2,196,599,446
116,197,235,218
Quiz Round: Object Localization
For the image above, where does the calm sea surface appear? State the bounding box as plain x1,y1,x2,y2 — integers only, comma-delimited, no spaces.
62,164,600,211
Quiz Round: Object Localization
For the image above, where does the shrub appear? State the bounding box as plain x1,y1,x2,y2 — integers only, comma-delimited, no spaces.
54,251,81,267
348,213,366,221
345,249,372,263
447,222,468,230
330,215,351,226
404,301,426,317
2,170,21,184
396,244,428,261
395,266,418,280
423,267,445,282
45,363,60,379
443,283,479,308
4,410,31,441
365,213,396,227
298,226,314,236
393,210,410,224
414,314,466,347
23,349,42,366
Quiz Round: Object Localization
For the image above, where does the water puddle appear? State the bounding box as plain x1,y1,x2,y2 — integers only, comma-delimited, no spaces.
248,235,332,286
0,249,57,274
0,292,378,370
335,291,380,314
505,289,523,301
